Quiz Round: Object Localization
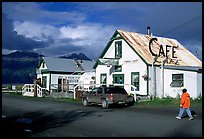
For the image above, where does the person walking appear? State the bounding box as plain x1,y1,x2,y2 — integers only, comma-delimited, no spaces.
176,88,193,120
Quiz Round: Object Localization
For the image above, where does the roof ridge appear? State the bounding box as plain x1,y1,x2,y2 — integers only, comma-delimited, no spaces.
117,29,178,41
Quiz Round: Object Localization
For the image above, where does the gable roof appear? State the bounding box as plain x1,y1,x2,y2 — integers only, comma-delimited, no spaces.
94,29,202,68
40,57,95,73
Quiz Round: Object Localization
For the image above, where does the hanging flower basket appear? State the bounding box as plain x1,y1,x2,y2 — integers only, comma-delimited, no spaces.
91,76,95,80
142,74,148,81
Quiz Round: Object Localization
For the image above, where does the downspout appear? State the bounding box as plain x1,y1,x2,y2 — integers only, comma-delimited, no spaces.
161,63,164,98
49,72,51,95
151,56,154,99
161,38,164,98
161,56,168,98
147,65,149,96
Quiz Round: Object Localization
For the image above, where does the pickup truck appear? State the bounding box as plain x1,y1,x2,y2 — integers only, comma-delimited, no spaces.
82,86,135,108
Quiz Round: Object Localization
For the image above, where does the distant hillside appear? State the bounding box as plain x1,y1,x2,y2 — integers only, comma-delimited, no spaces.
3,51,44,58
2,51,92,84
2,51,43,84
59,53,92,61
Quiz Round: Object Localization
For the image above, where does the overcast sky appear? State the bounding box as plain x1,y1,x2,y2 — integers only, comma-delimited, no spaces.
2,2,202,60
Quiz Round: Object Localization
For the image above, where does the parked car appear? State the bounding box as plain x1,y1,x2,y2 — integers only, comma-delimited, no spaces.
82,86,135,108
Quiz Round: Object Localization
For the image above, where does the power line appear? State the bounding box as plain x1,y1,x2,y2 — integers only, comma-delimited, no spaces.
160,15,201,36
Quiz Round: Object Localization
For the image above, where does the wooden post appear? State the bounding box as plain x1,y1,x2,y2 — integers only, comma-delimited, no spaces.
34,79,37,97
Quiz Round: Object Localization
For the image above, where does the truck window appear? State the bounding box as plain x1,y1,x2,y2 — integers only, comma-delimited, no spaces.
97,87,102,94
105,87,127,94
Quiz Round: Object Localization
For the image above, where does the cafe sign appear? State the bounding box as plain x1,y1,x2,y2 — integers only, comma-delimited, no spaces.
149,38,177,59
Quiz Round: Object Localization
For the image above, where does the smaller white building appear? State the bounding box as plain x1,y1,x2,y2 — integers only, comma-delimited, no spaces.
36,57,95,96
93,29,202,99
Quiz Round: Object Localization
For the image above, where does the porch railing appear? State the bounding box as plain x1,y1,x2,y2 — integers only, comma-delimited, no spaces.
22,84,43,97
49,84,77,98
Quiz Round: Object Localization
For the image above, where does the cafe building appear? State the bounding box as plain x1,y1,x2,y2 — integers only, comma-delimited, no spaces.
93,28,202,99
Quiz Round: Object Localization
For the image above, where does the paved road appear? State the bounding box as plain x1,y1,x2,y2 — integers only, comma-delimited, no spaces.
2,93,202,137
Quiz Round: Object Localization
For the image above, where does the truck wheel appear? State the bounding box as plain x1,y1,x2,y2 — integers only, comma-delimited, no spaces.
83,98,89,106
127,96,135,106
102,99,109,109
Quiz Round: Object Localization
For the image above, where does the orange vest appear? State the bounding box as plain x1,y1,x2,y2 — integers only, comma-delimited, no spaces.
180,92,191,108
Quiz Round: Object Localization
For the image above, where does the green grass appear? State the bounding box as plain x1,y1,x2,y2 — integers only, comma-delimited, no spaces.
2,84,24,90
136,98,179,106
136,97,202,106
2,91,22,96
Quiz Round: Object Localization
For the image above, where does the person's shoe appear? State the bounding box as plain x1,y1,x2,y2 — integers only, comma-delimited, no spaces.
176,116,181,120
189,117,193,120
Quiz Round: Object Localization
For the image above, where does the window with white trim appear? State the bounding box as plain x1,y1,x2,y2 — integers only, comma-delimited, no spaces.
100,74,107,84
131,72,139,91
115,41,122,58
170,74,184,87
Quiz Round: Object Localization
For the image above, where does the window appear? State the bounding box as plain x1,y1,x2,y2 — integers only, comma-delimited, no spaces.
68,76,80,83
115,41,122,58
97,87,103,94
42,62,45,68
105,87,127,94
100,74,107,85
58,78,62,91
113,74,124,84
114,65,122,72
131,72,139,91
170,74,184,87
90,88,97,94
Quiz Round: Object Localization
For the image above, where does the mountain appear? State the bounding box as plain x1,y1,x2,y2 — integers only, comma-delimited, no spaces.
2,51,92,84
2,51,43,84
3,51,44,58
59,53,92,61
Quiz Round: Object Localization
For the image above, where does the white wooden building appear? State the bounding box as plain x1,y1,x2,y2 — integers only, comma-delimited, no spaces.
93,29,202,99
36,57,95,96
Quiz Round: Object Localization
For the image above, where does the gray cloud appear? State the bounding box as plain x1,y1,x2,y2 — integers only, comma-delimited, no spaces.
78,2,201,40
2,2,202,60
2,13,49,51
77,2,202,60
2,2,86,26
35,40,85,57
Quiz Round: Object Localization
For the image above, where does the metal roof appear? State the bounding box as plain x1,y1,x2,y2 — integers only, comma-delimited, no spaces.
42,57,95,72
163,65,202,72
117,30,202,67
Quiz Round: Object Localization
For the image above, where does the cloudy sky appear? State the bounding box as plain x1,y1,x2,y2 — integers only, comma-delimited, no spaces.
2,2,202,60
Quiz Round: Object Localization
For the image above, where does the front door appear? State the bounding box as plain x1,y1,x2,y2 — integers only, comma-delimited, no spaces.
42,76,47,88
58,78,62,92
113,74,124,84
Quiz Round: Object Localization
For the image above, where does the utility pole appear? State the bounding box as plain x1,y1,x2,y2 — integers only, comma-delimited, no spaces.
151,52,158,99
161,62,164,98
161,56,168,98
152,55,158,99
195,50,198,58
148,27,158,100
151,56,154,99
161,38,164,98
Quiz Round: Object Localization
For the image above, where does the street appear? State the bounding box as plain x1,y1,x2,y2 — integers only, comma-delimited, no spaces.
2,93,202,137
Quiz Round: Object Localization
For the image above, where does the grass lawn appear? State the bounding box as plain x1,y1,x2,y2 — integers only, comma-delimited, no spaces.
135,97,202,107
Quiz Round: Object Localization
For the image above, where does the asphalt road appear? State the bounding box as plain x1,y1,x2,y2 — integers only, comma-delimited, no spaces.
2,93,202,137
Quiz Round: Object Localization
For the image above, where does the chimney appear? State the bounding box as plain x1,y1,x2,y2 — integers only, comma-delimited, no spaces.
147,26,151,35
